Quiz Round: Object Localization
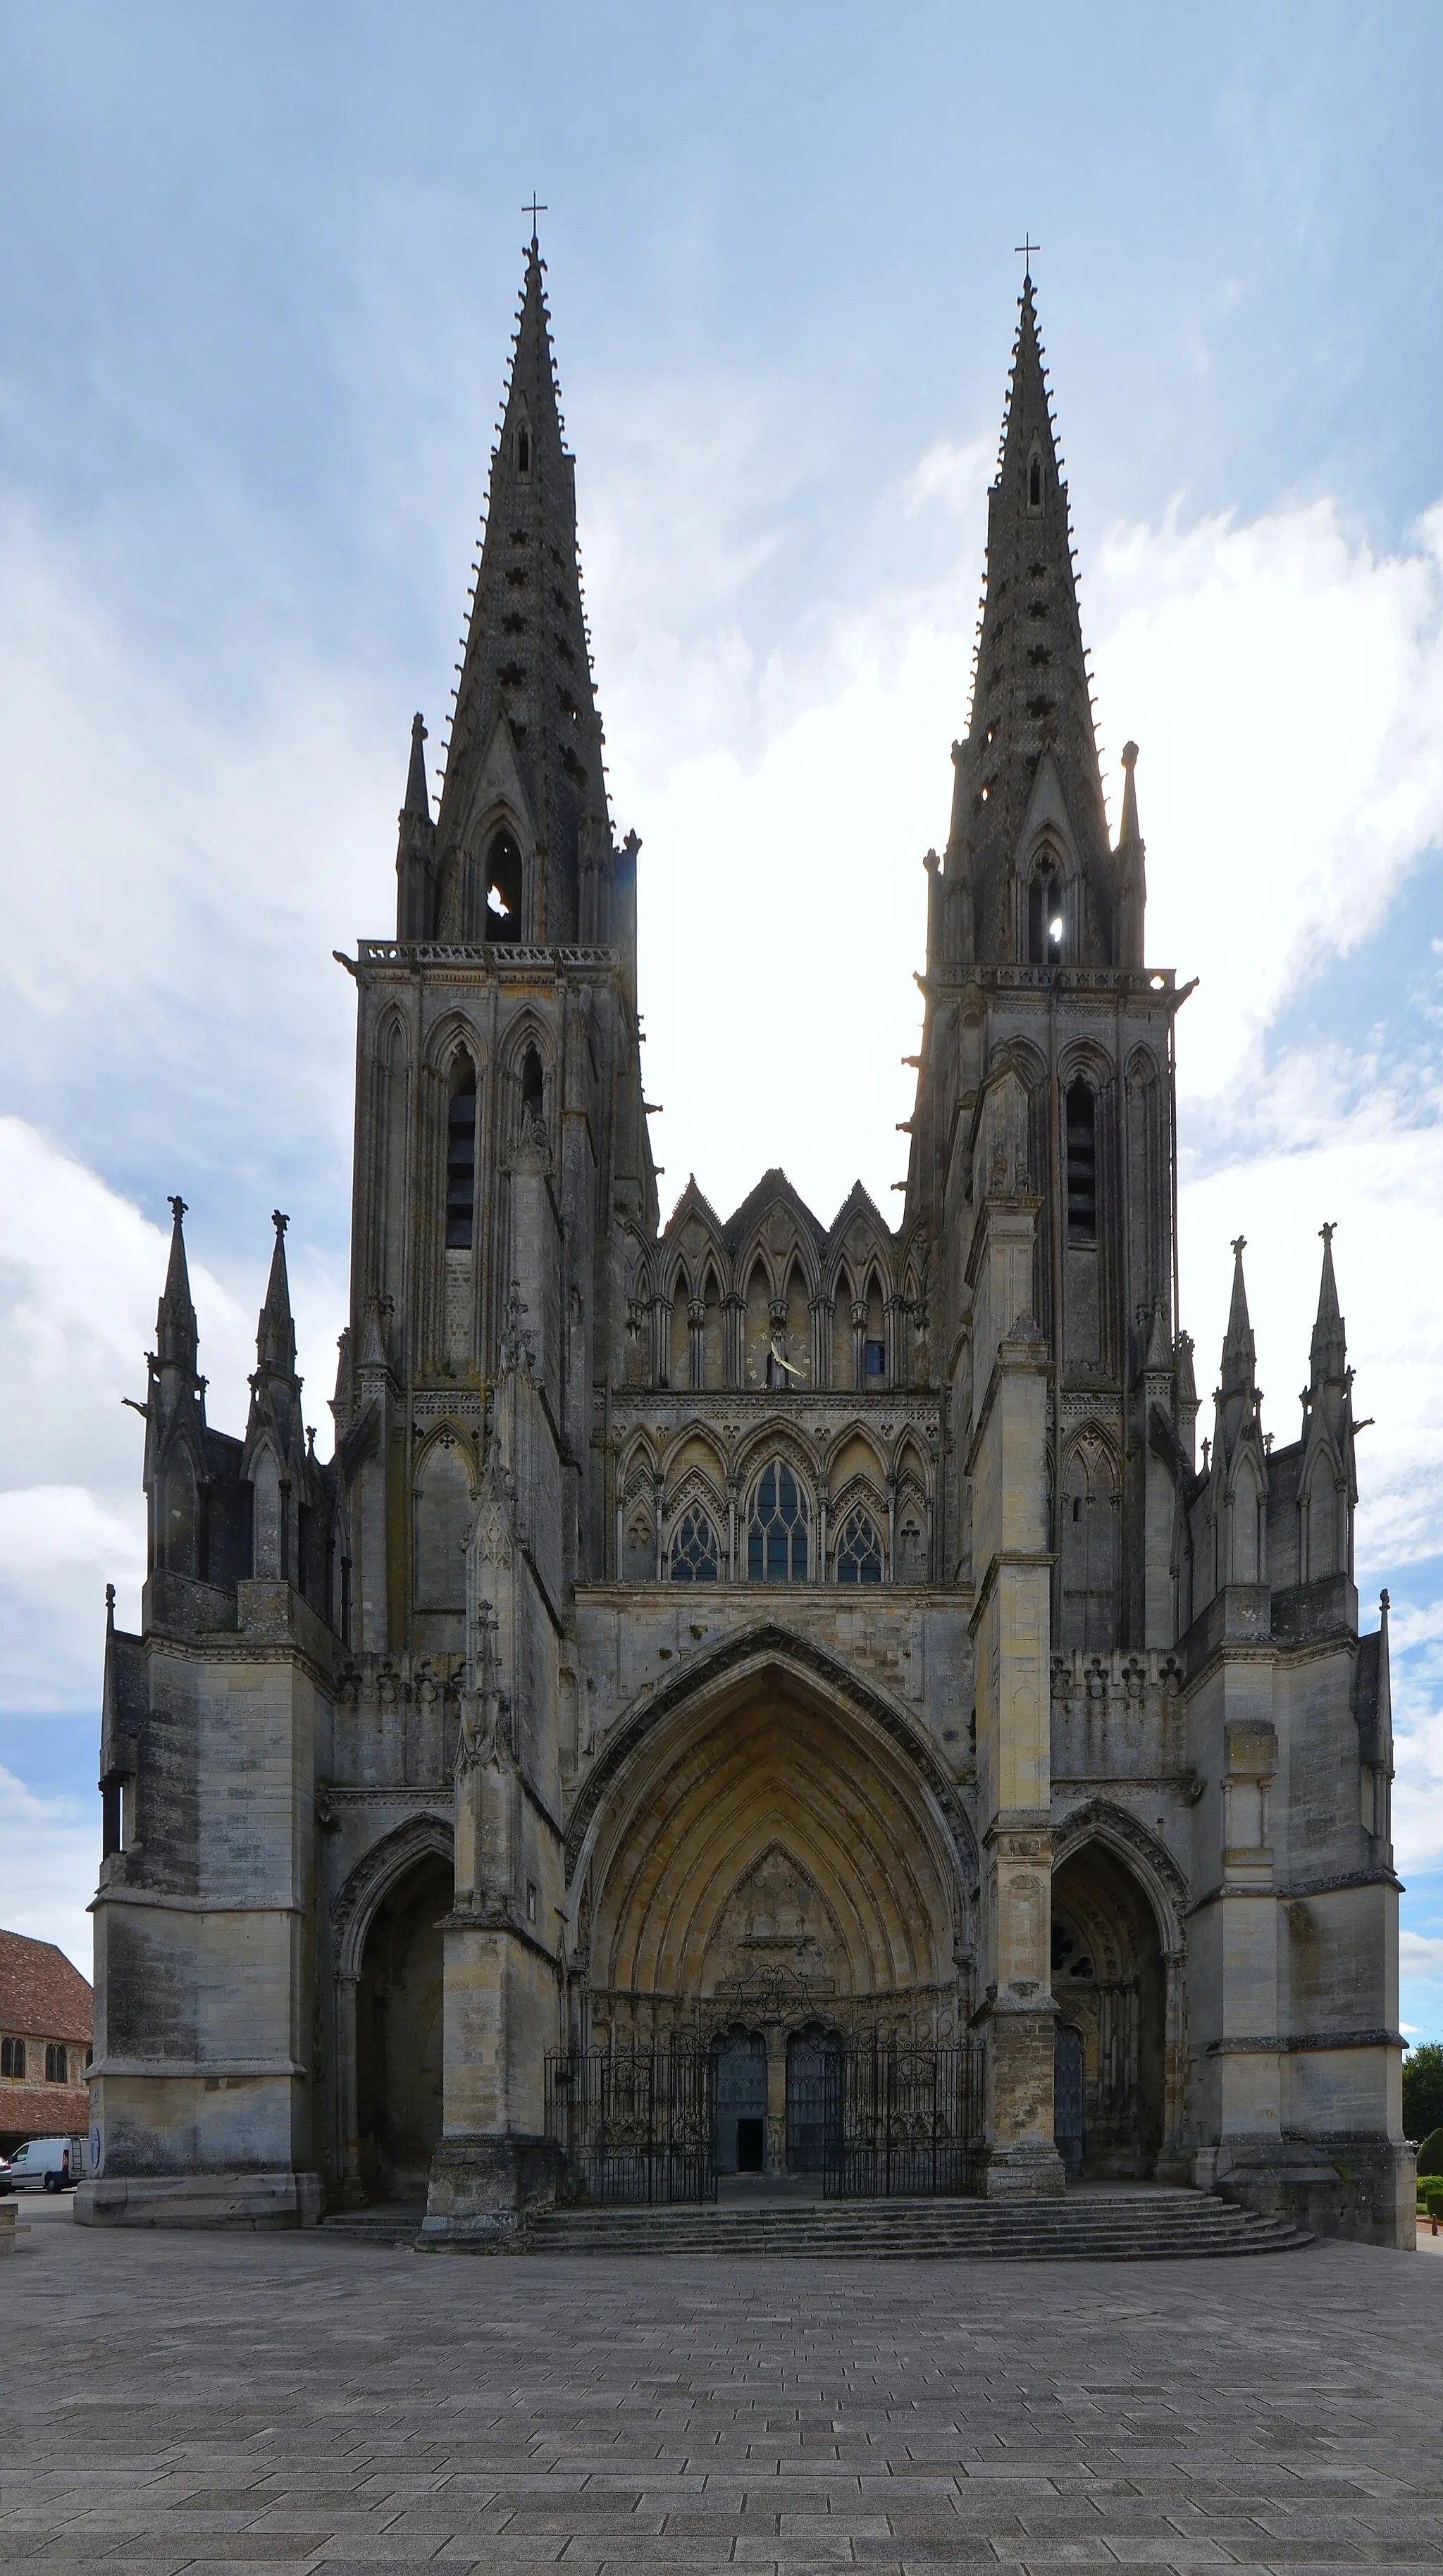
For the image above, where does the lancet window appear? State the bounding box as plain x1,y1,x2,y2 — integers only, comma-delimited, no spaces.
748,1462,809,1584
669,1505,720,1583
834,1506,884,1585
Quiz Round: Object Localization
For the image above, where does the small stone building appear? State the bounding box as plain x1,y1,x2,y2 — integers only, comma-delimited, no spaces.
0,1929,92,2155
79,247,1412,2246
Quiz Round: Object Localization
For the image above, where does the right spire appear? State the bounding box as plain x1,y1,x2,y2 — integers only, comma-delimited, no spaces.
945,275,1116,968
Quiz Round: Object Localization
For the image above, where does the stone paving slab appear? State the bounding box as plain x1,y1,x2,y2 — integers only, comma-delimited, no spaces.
3,2216,1441,2573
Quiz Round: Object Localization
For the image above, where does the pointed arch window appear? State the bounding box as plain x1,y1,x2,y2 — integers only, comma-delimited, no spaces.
516,421,531,478
445,1060,478,1249
669,1504,720,1583
1028,450,1043,509
1029,865,1064,964
1065,1079,1096,1242
485,829,523,940
748,1462,809,1583
834,1505,884,1585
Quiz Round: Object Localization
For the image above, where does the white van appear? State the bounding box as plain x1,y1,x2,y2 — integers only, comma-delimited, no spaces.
6,2136,85,2193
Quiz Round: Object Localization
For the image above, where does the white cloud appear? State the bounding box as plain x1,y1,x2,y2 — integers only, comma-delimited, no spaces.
1401,1931,1443,1983
1089,499,1443,1103
0,1766,94,1976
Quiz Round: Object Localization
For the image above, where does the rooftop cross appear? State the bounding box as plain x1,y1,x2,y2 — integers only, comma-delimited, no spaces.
1014,233,1040,282
524,194,548,245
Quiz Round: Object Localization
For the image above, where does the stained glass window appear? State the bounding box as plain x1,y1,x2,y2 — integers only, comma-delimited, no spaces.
748,1462,808,1583
669,1505,720,1583
835,1506,884,1584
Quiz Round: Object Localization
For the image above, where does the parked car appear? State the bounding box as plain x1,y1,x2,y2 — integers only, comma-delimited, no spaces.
6,2137,85,2193
0,2154,12,2195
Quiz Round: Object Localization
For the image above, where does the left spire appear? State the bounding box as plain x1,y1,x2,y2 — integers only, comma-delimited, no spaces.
430,234,612,945
155,1194,197,1377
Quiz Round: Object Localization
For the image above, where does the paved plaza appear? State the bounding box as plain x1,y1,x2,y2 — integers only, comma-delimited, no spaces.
4,2207,1441,2575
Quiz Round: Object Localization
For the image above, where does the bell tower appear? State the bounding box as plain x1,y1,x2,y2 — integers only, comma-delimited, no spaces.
337,231,654,1671
903,269,1193,2193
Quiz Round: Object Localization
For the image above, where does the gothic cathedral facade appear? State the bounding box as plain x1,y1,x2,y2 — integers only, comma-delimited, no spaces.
80,246,1413,2246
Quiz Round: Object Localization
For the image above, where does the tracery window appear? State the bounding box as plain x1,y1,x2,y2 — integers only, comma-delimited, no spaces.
748,1462,808,1583
1,2038,25,2079
45,2043,68,2083
834,1506,884,1585
669,1505,720,1583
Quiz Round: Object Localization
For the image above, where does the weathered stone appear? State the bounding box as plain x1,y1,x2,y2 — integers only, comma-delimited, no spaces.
82,252,1411,2251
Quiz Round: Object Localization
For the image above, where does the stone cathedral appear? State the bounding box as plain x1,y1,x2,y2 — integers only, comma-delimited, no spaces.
80,244,1412,2248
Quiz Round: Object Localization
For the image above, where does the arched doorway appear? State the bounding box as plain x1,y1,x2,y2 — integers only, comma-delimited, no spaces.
355,1853,450,2199
581,1668,962,2036
1051,1838,1166,2178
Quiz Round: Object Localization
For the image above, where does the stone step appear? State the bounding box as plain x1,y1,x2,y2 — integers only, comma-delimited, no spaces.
525,2191,1313,2261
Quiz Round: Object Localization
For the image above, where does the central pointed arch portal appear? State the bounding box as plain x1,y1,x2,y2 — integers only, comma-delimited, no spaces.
565,1633,976,2181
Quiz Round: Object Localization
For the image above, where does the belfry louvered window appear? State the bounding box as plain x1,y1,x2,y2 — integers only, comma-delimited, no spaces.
748,1463,808,1583
1065,1079,1097,1242
445,1067,477,1249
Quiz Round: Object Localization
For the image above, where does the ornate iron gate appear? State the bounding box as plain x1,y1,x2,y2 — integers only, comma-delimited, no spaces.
545,2047,717,2204
823,2040,984,2198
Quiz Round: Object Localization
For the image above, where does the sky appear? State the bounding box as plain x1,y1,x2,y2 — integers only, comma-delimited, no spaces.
2,0,1443,2042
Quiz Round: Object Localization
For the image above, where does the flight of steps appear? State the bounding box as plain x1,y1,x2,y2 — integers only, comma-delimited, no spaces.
524,2186,1312,2261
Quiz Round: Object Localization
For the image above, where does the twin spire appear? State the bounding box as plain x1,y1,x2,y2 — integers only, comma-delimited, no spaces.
399,234,610,946
943,273,1140,972
1205,1227,1354,1478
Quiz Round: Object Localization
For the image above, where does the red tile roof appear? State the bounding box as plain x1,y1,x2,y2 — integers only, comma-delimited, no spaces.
0,2083,89,2150
0,1931,93,2043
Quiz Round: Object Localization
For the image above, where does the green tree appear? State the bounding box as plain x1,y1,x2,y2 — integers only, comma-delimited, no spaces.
1402,2043,1443,2143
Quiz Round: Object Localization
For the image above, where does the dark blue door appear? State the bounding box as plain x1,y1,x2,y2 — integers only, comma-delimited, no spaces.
714,2033,767,2173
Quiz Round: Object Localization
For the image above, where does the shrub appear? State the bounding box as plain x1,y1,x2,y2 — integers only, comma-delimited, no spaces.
1403,2044,1443,2143
1414,2126,1443,2179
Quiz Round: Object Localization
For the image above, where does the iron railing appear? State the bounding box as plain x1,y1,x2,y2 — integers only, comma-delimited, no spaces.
823,2040,984,2198
545,2046,717,2204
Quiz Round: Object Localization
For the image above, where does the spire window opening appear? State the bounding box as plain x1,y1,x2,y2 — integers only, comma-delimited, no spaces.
1029,869,1064,964
1065,1079,1097,1243
748,1462,809,1584
516,422,531,477
485,829,523,940
445,1063,478,1251
1028,451,1043,510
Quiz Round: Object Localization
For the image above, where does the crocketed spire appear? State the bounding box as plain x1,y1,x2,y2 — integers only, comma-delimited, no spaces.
944,274,1113,969
431,234,611,945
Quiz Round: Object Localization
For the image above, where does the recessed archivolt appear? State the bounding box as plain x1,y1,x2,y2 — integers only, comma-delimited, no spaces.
582,1677,959,2005
1052,1799,1187,1953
